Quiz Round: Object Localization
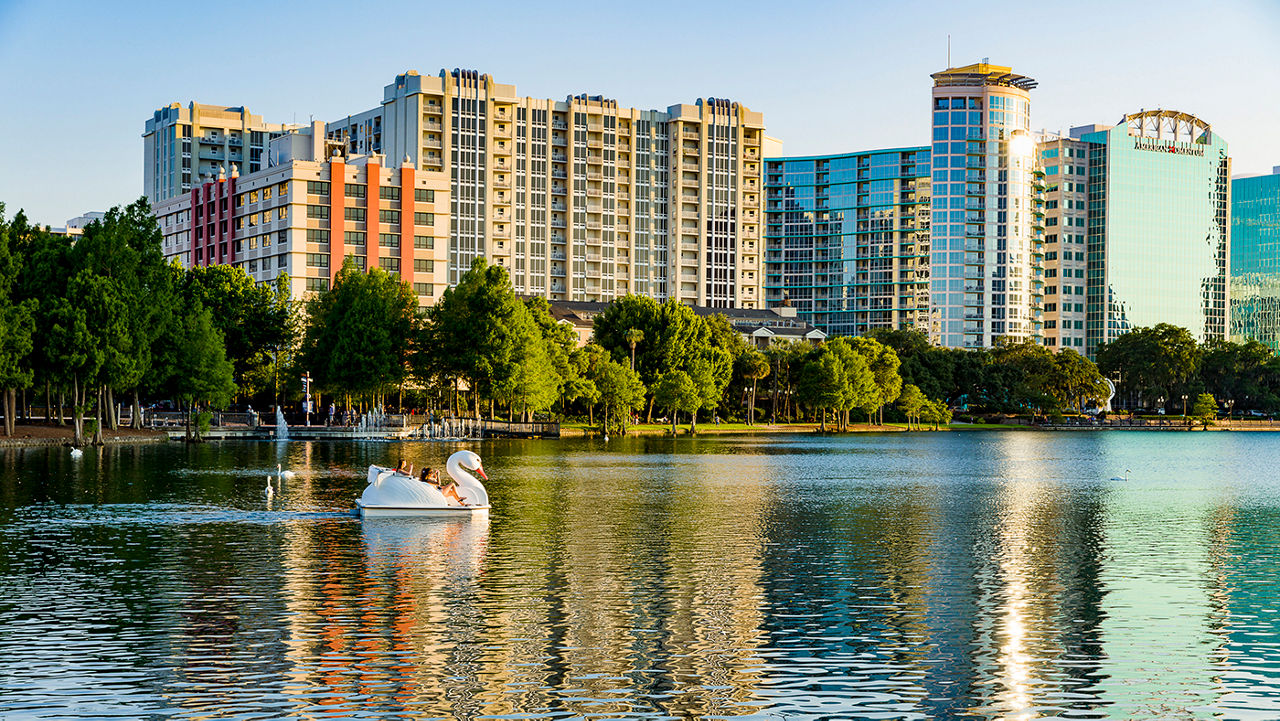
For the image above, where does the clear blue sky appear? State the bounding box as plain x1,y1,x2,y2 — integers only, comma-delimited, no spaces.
1,0,1277,225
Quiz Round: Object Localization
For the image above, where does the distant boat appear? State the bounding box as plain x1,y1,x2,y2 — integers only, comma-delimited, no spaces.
1109,469,1130,481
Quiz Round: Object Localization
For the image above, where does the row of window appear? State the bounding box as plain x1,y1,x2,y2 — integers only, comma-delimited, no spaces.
305,206,436,225
305,180,437,203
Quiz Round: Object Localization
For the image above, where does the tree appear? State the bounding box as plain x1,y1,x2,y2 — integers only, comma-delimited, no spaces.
896,384,927,430
796,346,843,432
652,369,700,435
593,359,645,435
1097,324,1200,410
740,349,770,425
301,259,417,408
424,258,549,417
624,328,644,371
186,263,295,396
686,346,731,433
1052,348,1109,411
850,336,902,424
0,206,35,436
1191,392,1217,429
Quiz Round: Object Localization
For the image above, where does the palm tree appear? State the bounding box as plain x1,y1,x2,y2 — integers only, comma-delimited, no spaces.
742,350,770,425
625,328,644,371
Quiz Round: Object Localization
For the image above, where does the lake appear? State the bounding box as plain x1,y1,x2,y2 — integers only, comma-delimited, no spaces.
2,431,1279,719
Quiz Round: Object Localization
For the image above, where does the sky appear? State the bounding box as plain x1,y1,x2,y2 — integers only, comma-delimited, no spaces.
1,0,1277,225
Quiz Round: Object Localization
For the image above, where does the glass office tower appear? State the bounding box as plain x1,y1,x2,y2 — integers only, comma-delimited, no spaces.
763,148,931,336
930,63,1042,348
1230,168,1280,352
1076,111,1230,357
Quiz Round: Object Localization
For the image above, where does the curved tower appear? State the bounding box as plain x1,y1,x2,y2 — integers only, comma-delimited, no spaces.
930,63,1041,348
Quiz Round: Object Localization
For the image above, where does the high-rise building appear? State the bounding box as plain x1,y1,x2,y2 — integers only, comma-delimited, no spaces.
929,63,1043,349
1063,111,1230,358
1230,167,1280,352
151,123,451,305
1036,131,1094,351
328,70,767,307
142,102,299,204
762,148,932,337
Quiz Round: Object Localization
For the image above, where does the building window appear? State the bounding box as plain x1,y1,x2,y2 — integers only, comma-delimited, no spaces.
380,186,400,200
414,258,433,273
414,212,434,226
378,209,401,224
307,180,330,195
414,188,435,202
306,229,330,243
305,278,329,292
277,206,287,220
413,282,433,296
352,255,366,270
306,253,329,268
277,254,287,268
380,257,401,273
379,233,400,248
278,181,288,197
307,205,329,219
414,235,434,249
344,230,366,245
344,207,366,222
345,183,366,199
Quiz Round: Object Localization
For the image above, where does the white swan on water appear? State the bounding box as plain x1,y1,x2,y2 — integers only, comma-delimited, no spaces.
265,476,275,499
1109,469,1130,481
357,450,490,518
277,464,296,481
70,447,83,459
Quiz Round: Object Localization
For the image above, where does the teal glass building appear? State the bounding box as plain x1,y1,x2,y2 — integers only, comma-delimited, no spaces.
764,148,931,337
1230,169,1280,352
1075,111,1230,357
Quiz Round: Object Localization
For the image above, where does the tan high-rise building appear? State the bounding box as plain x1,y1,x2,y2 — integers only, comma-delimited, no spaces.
329,70,766,308
143,102,299,204
1036,130,1094,351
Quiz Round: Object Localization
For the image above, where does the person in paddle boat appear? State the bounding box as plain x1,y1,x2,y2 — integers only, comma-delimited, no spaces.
420,466,468,505
395,458,414,476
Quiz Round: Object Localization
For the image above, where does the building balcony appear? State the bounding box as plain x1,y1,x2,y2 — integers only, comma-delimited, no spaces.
552,154,568,163
552,120,568,130
424,103,443,115
552,187,567,196
552,137,568,147
424,120,443,132
493,123,513,137
551,170,567,179
423,139,442,149
587,139,603,149
492,178,511,189
551,202,567,212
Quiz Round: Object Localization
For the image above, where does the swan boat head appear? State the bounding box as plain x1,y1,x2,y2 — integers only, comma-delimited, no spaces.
450,450,487,480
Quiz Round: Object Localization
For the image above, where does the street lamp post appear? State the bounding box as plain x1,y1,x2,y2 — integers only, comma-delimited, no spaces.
1182,394,1189,423
1227,399,1235,423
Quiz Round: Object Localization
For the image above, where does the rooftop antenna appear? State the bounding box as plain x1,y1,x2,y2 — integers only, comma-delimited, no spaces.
947,34,951,68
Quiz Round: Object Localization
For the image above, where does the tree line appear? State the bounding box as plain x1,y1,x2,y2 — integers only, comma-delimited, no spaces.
6,199,1273,442
0,200,293,443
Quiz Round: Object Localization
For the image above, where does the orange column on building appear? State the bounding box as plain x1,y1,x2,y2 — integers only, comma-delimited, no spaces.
329,158,346,282
399,165,415,285
366,159,381,274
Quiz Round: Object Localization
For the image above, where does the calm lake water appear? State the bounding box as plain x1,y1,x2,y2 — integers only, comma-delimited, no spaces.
2,432,1280,719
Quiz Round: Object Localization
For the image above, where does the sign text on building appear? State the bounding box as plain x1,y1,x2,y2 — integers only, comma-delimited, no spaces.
1133,137,1206,156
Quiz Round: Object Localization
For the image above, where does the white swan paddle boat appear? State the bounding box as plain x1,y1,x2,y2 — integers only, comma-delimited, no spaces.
357,450,490,518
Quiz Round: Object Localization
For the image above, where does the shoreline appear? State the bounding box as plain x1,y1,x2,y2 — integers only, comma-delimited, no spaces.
3,421,1276,448
0,426,170,449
